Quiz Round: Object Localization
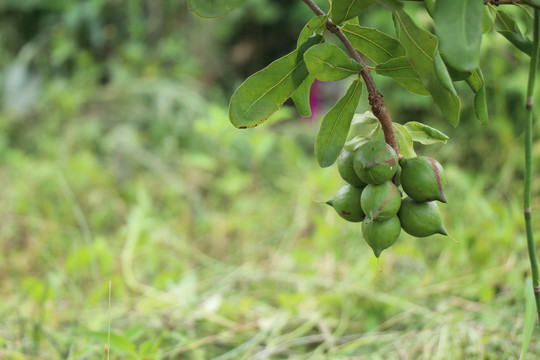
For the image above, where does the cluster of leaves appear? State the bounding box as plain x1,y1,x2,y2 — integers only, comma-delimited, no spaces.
189,0,537,170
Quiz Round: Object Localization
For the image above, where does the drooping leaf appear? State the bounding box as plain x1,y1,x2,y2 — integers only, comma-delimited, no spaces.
229,35,323,129
392,123,416,158
291,75,315,117
433,0,482,72
493,9,533,56
424,72,461,126
433,49,457,95
403,121,449,145
187,0,242,18
374,56,429,95
341,24,406,63
465,69,488,124
304,43,363,81
315,79,363,167
297,15,328,47
393,10,461,126
331,0,377,24
424,0,435,16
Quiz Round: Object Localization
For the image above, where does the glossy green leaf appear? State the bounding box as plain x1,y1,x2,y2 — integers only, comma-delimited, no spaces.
187,0,242,18
374,56,429,95
424,0,435,16
465,69,488,124
392,123,416,158
433,49,457,95
315,79,363,167
403,121,449,145
493,9,533,56
229,35,323,129
433,0,482,72
520,278,535,360
341,24,406,63
291,75,314,117
393,10,461,126
331,0,376,24
521,0,540,8
297,15,328,47
304,43,363,81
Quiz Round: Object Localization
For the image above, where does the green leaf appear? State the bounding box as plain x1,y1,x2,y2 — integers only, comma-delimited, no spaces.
378,0,403,10
393,10,461,126
315,79,363,167
403,121,449,145
341,24,406,63
465,69,488,124
392,123,416,158
520,278,535,360
433,50,457,95
374,56,429,95
291,75,314,117
297,15,328,47
493,9,533,56
229,35,323,129
331,0,377,24
304,43,363,81
433,0,482,72
85,331,137,354
483,6,495,34
187,0,242,18
424,73,461,126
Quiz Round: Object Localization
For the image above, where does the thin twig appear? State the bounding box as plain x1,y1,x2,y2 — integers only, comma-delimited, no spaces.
524,8,540,321
301,0,400,158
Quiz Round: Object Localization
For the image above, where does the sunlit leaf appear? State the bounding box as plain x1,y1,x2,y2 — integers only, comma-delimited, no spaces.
375,56,429,95
85,331,136,354
297,15,328,47
315,79,363,167
331,0,376,24
403,121,449,145
229,35,323,129
187,0,242,18
304,43,363,81
341,24,405,63
392,123,416,158
291,75,314,117
433,0,482,72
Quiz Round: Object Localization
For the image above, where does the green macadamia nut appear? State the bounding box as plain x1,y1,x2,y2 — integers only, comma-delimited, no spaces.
326,184,365,222
360,181,402,222
398,197,448,237
362,215,401,258
400,156,447,203
353,141,399,185
337,148,368,187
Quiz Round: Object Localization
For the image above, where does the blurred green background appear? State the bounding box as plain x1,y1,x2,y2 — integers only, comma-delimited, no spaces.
1,0,539,358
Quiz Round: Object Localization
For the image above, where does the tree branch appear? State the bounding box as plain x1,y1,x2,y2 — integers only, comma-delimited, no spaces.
301,0,400,158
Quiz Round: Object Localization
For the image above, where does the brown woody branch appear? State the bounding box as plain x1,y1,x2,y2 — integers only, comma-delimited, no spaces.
301,0,400,158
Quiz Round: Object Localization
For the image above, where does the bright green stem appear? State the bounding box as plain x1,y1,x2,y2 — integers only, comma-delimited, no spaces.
524,9,540,321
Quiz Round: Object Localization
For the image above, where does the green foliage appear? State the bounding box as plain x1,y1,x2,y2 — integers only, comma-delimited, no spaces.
331,0,376,24
315,79,362,167
229,35,323,129
433,0,483,72
341,24,405,63
304,43,363,81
